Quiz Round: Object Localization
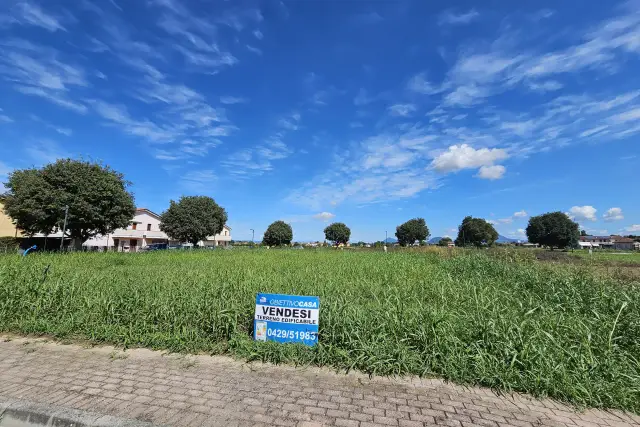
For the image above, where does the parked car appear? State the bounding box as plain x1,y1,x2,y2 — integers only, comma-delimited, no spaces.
143,243,168,251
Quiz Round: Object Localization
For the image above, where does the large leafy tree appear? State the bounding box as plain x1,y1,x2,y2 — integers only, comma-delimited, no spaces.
160,196,227,246
324,222,351,245
2,159,135,248
395,218,429,246
438,237,453,247
262,220,293,246
455,216,499,247
526,212,579,250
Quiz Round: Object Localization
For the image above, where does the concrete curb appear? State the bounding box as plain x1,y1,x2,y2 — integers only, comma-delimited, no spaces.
0,397,158,427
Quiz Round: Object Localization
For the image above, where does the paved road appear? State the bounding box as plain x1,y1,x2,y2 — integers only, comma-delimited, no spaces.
0,337,637,427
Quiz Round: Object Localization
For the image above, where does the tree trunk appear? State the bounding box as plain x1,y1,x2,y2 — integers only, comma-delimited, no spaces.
73,238,83,251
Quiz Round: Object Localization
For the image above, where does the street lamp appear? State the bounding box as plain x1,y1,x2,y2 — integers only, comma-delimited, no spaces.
250,228,254,247
385,230,388,243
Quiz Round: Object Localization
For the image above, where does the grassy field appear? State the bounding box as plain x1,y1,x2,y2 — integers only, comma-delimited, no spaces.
569,250,640,264
0,249,638,413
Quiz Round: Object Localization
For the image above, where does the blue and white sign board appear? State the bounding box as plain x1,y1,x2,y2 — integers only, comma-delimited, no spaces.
254,293,319,346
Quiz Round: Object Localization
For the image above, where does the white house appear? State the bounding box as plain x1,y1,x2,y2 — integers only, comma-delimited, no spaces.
84,208,231,252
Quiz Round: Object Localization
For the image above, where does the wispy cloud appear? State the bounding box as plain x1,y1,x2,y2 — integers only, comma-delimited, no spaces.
180,169,216,192
286,129,440,210
152,0,241,73
246,45,262,55
438,9,479,26
220,96,247,104
24,139,69,164
222,136,292,179
8,2,66,32
278,112,301,131
0,40,88,113
407,73,443,95
0,108,12,123
388,103,416,117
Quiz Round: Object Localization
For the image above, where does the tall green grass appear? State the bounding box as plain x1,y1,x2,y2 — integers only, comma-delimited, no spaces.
0,250,638,413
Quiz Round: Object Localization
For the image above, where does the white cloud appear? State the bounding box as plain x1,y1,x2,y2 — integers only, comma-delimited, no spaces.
246,44,262,55
568,206,597,222
476,165,506,180
527,80,563,92
407,73,442,95
603,207,624,222
54,127,72,136
180,169,216,192
17,87,87,113
438,9,479,26
92,100,181,142
286,129,439,210
222,137,292,179
220,96,247,104
443,84,490,106
277,112,301,131
0,113,12,123
625,224,640,233
14,2,65,32
430,144,509,173
493,210,528,225
313,212,335,222
609,107,640,124
388,103,416,117
253,30,263,40
580,125,609,137
0,42,88,113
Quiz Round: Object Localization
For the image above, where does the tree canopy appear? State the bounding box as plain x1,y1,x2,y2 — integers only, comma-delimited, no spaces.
262,220,293,246
395,218,429,246
324,222,351,245
454,216,498,247
438,237,453,247
160,196,227,246
2,159,135,248
526,212,579,249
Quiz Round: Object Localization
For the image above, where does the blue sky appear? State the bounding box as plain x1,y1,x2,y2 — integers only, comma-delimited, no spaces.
0,0,639,242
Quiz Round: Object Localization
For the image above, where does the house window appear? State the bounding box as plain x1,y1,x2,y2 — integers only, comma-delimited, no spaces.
132,223,137,230
147,224,151,231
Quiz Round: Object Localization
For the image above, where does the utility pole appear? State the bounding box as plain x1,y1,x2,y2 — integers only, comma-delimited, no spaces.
385,230,388,243
250,229,254,247
60,205,69,251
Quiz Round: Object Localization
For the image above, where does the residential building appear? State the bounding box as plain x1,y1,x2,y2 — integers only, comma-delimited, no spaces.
0,202,21,238
579,235,635,251
84,208,231,251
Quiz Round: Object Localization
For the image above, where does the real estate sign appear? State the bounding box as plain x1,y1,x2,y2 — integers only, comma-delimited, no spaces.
254,293,319,346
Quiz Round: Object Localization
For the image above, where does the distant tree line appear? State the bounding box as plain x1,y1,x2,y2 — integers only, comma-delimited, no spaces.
2,159,583,251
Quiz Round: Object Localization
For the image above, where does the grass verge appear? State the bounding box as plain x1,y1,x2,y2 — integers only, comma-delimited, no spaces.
0,250,638,413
